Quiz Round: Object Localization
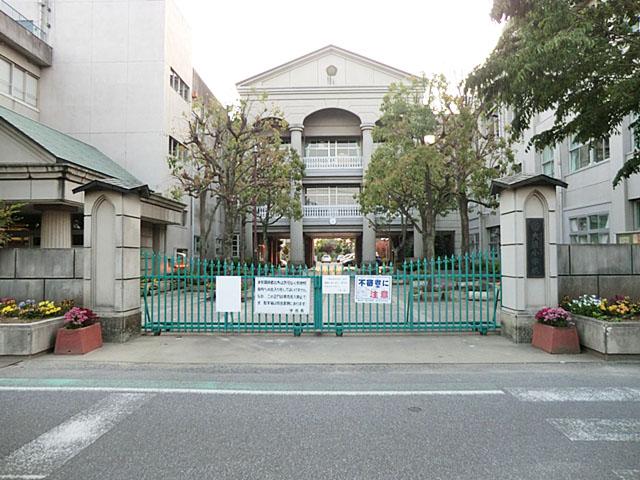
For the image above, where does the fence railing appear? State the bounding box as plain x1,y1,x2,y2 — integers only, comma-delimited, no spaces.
303,205,361,218
304,156,362,169
0,0,48,42
141,251,501,334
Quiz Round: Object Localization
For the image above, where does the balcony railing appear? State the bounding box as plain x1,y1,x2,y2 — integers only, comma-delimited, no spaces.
304,156,362,169
0,0,48,42
303,205,361,218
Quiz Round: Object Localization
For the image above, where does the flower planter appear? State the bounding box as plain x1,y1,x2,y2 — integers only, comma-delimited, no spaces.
531,322,581,354
572,315,640,356
54,322,103,355
0,316,66,355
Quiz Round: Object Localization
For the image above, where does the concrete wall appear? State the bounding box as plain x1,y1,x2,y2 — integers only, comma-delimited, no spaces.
37,0,197,256
0,248,83,302
557,244,640,300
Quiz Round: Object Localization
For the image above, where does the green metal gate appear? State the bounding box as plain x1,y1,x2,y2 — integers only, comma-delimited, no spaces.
141,251,501,335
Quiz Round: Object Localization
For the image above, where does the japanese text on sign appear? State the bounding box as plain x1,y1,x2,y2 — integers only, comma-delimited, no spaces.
322,275,350,295
254,277,310,314
354,275,392,304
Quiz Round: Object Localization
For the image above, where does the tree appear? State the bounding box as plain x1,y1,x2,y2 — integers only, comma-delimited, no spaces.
169,96,294,260
0,201,22,247
360,77,455,260
466,0,640,186
437,83,513,254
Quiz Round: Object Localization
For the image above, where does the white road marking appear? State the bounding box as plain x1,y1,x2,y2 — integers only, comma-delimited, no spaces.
0,476,47,479
0,393,149,479
0,386,505,396
509,387,640,402
548,418,640,441
613,469,640,480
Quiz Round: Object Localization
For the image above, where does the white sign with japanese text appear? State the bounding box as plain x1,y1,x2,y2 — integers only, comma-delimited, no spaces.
322,275,350,295
215,276,242,313
254,277,311,314
354,275,392,304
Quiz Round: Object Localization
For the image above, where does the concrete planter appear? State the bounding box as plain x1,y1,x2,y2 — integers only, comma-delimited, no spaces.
0,316,65,355
573,314,640,356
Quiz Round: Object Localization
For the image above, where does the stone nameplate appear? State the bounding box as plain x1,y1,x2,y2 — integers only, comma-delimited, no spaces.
526,218,545,278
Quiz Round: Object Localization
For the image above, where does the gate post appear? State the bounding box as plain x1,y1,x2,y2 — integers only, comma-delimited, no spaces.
491,174,567,343
74,181,147,342
313,275,323,332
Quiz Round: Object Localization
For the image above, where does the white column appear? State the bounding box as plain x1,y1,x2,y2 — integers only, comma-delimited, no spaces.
289,124,305,265
361,123,376,264
40,208,72,248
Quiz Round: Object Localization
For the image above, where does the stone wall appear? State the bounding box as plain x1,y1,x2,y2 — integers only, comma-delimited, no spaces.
558,244,640,300
0,248,84,302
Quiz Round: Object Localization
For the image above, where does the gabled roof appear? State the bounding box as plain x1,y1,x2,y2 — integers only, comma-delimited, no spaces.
0,105,144,189
490,173,568,195
236,44,416,87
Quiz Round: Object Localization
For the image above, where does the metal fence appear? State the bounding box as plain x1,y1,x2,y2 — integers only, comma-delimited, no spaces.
141,251,501,335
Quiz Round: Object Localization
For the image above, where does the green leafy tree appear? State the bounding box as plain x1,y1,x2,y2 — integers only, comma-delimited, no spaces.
437,83,513,254
467,0,640,186
0,201,22,247
360,77,454,260
169,96,293,260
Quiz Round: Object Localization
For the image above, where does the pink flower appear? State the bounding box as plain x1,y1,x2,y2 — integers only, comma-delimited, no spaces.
63,307,98,329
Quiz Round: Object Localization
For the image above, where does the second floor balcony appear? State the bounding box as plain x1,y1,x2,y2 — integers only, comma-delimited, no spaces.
303,155,362,170
303,205,361,218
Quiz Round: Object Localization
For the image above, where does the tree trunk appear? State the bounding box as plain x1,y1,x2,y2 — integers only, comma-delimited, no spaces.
420,208,436,260
261,217,270,265
458,195,470,255
221,200,235,261
397,216,408,263
198,192,208,259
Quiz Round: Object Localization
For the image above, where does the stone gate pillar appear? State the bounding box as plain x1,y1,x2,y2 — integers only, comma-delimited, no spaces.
74,181,147,342
491,174,567,343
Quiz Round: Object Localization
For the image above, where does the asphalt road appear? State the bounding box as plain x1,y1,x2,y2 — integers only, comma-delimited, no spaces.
1,360,639,479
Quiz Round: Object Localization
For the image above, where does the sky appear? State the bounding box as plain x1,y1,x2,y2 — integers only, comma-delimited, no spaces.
174,0,504,105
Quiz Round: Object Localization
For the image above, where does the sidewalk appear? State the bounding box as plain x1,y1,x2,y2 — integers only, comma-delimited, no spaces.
37,333,602,365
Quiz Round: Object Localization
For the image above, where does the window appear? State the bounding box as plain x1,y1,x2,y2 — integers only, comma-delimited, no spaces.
304,140,361,158
11,67,24,101
169,68,190,102
71,214,84,247
169,136,187,161
488,226,500,254
570,213,609,244
0,56,38,107
630,119,639,153
229,234,240,258
0,57,10,95
304,186,360,206
24,74,37,107
569,137,610,172
540,146,555,176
